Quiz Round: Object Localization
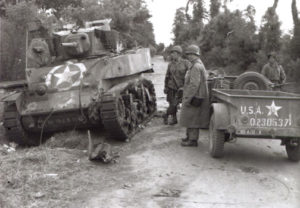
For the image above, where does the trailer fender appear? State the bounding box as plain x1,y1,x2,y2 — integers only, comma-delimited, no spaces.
210,103,230,130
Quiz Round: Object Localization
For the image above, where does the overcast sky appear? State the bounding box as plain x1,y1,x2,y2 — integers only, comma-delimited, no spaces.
145,0,300,45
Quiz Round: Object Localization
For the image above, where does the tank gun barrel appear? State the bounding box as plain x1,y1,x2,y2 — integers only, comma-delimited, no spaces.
61,42,78,47
85,19,111,30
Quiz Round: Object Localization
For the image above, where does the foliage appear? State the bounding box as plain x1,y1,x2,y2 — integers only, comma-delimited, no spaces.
210,0,221,18
0,2,40,81
199,9,259,74
35,0,82,18
258,0,281,54
63,0,155,48
171,0,300,81
0,0,156,81
172,7,190,45
156,43,165,54
290,0,300,60
186,0,207,42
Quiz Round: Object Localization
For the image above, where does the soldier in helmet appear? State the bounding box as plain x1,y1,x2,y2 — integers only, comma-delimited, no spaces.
261,52,286,90
179,45,210,147
163,45,190,125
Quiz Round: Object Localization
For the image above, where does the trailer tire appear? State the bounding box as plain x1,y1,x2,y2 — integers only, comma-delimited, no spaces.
233,71,271,90
286,142,300,162
209,113,225,158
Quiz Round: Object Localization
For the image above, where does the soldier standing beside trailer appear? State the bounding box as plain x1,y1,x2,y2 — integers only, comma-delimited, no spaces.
163,45,190,125
180,45,210,147
261,52,286,90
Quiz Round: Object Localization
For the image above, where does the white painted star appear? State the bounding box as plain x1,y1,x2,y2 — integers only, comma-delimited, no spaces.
266,100,282,117
54,65,80,86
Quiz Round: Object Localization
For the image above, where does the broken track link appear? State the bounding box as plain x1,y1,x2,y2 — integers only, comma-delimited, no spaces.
100,79,156,141
3,101,40,146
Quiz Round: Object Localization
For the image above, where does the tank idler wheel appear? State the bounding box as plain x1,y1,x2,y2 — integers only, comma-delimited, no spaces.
285,139,300,162
101,95,131,141
209,113,225,158
100,79,157,142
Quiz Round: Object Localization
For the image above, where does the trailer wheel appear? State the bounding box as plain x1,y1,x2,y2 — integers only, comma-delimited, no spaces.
286,142,300,162
233,71,271,90
209,113,225,158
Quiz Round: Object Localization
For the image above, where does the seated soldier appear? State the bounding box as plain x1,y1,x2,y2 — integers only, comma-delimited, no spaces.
261,52,286,90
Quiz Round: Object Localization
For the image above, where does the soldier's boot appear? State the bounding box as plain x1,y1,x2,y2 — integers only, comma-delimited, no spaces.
163,113,168,125
181,139,198,147
181,128,199,147
169,114,178,125
181,131,188,142
181,137,188,142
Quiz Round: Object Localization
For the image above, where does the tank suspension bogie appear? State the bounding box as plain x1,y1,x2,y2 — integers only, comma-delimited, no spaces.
100,79,156,141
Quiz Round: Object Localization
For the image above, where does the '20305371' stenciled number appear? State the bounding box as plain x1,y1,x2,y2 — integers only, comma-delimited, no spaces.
249,116,292,127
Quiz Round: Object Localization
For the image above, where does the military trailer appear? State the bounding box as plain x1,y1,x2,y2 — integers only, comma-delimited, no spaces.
209,89,300,162
2,19,156,146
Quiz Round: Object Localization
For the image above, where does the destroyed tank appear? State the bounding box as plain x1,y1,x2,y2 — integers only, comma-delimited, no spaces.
2,19,156,145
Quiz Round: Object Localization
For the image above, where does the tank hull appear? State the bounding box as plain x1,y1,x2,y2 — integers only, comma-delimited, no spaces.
3,47,156,145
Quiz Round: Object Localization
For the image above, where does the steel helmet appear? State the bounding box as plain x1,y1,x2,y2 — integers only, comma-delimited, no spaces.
185,44,200,56
268,51,277,60
170,45,182,54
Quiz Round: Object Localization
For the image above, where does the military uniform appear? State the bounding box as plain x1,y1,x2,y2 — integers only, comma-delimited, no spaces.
165,58,189,111
164,46,190,125
179,44,210,146
261,63,286,85
179,58,210,141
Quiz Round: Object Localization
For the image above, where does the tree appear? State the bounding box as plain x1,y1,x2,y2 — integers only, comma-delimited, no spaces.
258,0,281,54
291,0,300,59
0,0,155,81
0,2,40,81
185,0,207,41
35,0,82,18
172,7,190,45
200,9,258,73
210,0,221,19
156,43,165,54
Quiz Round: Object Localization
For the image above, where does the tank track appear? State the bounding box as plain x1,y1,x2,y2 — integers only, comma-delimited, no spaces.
3,101,39,146
100,79,156,141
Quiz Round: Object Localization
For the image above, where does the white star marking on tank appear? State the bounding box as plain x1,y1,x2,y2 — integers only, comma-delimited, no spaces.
265,100,282,117
54,65,80,86
45,62,87,91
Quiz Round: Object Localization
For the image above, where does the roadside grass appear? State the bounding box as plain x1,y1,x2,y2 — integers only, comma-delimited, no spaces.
0,142,96,208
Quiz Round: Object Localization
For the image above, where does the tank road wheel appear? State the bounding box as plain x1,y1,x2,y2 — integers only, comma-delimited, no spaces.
3,102,39,146
100,95,132,141
285,140,300,162
233,71,272,90
209,113,225,158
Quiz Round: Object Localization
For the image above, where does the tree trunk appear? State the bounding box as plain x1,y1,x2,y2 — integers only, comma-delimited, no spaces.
272,0,279,10
292,0,299,27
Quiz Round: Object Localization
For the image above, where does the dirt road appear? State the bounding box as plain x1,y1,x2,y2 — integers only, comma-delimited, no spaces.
0,56,299,208
82,56,300,208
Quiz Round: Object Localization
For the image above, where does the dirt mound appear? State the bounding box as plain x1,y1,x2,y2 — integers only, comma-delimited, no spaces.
45,130,90,150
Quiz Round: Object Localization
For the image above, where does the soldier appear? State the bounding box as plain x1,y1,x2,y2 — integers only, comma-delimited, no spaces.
179,45,210,147
261,52,286,90
163,45,190,125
